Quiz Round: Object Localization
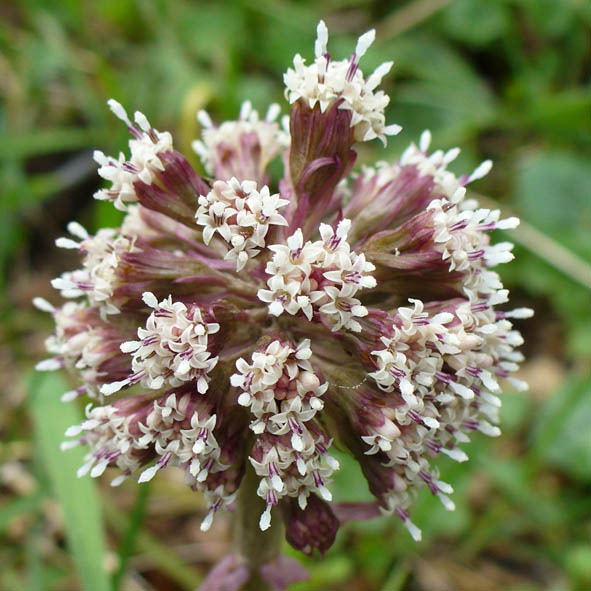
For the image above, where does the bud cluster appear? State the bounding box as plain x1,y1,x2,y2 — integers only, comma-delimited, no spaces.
193,100,288,184
284,21,401,144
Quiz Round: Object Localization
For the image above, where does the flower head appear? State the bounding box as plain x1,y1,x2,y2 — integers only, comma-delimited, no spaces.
36,21,531,557
193,100,289,184
196,177,289,271
94,100,173,210
284,21,401,144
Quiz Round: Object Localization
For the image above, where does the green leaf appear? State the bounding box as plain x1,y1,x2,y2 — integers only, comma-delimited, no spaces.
111,483,151,591
0,493,44,536
26,522,47,591
523,90,591,146
484,458,561,524
441,0,511,46
330,449,374,503
516,0,579,37
532,376,591,482
387,36,495,138
0,128,107,159
499,391,531,433
104,502,203,590
289,555,354,591
564,544,591,589
515,150,591,254
28,372,110,591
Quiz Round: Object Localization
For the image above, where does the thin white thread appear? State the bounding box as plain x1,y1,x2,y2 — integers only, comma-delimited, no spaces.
327,376,369,390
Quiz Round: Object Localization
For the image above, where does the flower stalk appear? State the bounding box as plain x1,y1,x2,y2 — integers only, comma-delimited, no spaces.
233,464,284,591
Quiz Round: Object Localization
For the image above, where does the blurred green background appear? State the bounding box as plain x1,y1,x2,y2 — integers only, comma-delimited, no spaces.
1,1,590,590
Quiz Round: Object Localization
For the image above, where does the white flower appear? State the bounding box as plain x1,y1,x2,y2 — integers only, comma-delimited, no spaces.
258,220,376,330
196,178,288,271
64,404,141,482
101,292,219,395
232,339,326,439
192,100,289,179
137,393,224,485
318,284,368,332
257,274,313,319
233,338,337,530
94,100,173,210
284,21,401,144
52,223,137,316
428,198,520,287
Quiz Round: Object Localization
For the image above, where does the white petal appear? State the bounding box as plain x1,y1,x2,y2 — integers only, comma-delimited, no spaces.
134,111,151,131
120,341,141,353
36,358,61,371
315,20,329,57
142,291,159,308
67,221,89,239
259,506,272,531
200,511,214,532
355,29,375,58
100,380,128,396
107,99,132,126
55,237,80,250
405,519,422,542
197,109,213,128
468,160,493,182
138,465,159,483
419,130,431,152
33,297,55,313
60,390,78,402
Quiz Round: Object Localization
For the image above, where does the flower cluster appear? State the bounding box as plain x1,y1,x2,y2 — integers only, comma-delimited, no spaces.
36,19,531,567
258,219,376,331
94,100,173,210
101,292,220,396
196,177,289,271
231,339,338,530
284,21,401,144
51,223,138,316
193,100,289,184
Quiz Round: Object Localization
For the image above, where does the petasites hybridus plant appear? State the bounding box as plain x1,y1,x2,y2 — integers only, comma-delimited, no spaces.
35,20,532,591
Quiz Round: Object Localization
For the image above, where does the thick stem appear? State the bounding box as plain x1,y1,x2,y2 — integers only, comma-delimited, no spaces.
233,464,284,591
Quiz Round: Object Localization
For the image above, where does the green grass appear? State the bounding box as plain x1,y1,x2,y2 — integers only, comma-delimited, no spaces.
29,372,109,591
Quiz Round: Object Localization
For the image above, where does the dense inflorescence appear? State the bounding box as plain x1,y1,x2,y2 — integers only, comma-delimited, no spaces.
36,20,531,555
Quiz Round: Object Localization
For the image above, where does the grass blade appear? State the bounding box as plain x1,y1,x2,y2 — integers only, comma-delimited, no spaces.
104,502,203,590
111,482,151,591
28,371,110,591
